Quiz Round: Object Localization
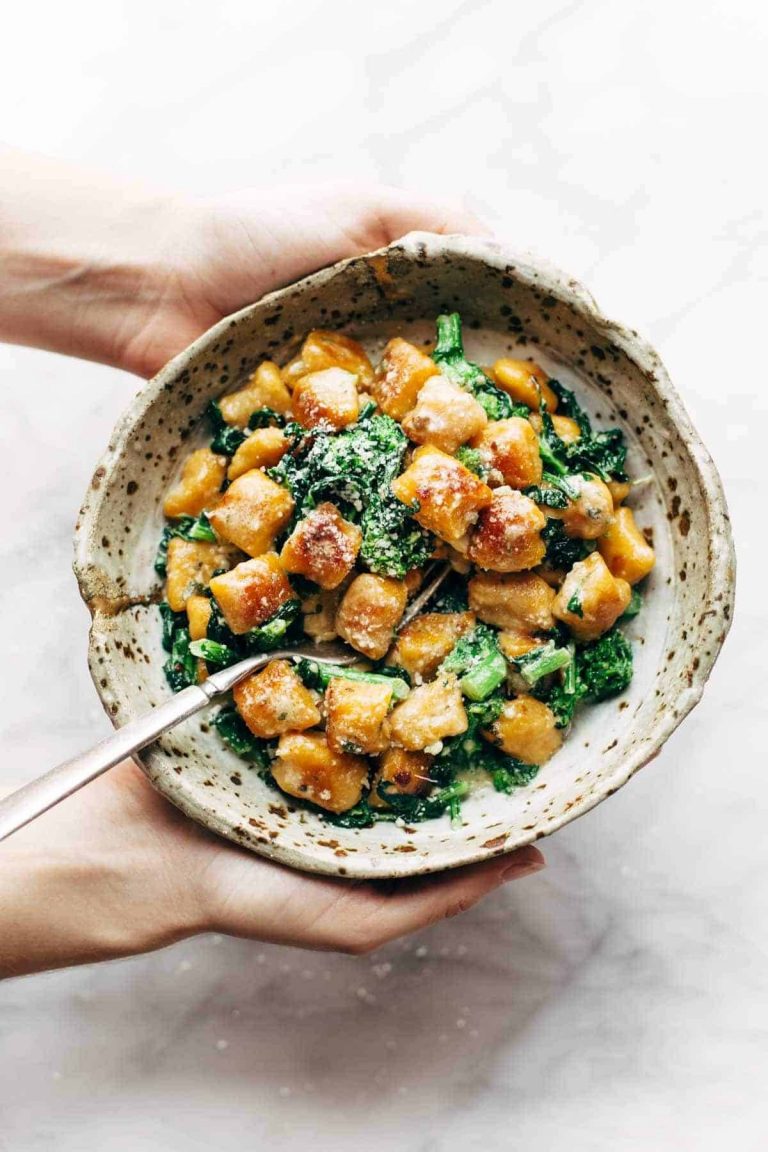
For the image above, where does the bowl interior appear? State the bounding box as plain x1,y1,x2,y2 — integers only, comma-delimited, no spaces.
74,235,734,878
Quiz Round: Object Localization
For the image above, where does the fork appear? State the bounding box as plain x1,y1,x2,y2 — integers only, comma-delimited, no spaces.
0,563,451,842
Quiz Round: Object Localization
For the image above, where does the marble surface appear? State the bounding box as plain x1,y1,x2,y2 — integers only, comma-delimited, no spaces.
0,0,763,1147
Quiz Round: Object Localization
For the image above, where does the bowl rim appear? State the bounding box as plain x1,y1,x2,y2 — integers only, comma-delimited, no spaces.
73,232,736,877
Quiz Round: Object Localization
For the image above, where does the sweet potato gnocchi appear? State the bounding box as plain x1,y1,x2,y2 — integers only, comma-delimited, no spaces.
157,314,654,827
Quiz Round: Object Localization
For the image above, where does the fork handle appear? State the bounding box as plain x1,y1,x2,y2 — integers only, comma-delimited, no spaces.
0,683,214,843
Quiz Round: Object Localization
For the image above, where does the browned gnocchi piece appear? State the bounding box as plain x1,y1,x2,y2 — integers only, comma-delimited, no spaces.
233,659,321,739
552,552,632,641
271,731,370,813
280,502,362,589
209,553,295,634
391,445,493,543
471,417,543,488
490,358,558,412
325,677,394,755
371,337,440,420
162,448,227,519
468,570,556,631
386,610,476,680
292,367,360,431
483,697,562,764
335,574,408,660
165,537,236,612
468,488,547,572
401,375,487,453
282,330,374,388
598,506,655,585
218,361,292,427
369,747,434,808
227,427,288,482
208,468,294,557
387,674,468,751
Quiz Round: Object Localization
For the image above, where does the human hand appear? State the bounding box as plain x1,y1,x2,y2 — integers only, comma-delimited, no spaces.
0,759,544,978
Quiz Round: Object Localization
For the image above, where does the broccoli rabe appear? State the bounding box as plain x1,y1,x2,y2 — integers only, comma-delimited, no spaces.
432,694,539,794
540,518,596,570
509,639,573,687
539,627,633,727
621,587,643,620
159,603,197,691
295,659,410,701
454,445,489,479
154,512,217,576
269,406,433,579
432,313,526,421
538,407,628,483
206,400,248,456
206,597,302,660
440,623,508,701
247,407,286,430
214,706,270,767
375,777,469,824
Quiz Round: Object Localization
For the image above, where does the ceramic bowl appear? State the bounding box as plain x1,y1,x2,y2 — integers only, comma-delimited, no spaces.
73,234,735,878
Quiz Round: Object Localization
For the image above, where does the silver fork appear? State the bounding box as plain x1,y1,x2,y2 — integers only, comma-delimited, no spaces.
0,563,451,842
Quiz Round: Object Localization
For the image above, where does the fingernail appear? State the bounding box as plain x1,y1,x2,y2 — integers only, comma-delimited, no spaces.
500,848,546,881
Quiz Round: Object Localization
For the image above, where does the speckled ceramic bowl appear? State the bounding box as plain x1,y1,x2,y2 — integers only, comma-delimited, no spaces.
73,234,735,878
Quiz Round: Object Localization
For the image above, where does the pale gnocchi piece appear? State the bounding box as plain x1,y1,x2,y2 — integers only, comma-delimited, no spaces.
598,505,655,585
468,570,556,632
325,677,394,755
227,427,288,482
218,361,292,427
186,593,212,640
547,473,614,540
281,330,374,388
369,747,434,808
468,488,547,572
386,611,476,680
208,468,294,557
292,367,360,431
209,553,295,634
391,445,493,543
271,731,370,814
301,588,341,643
233,659,321,739
335,574,408,660
490,358,558,412
165,537,236,612
401,375,487,454
371,337,440,420
552,552,632,641
280,502,362,589
483,697,562,764
162,448,227,519
387,674,468,751
471,417,542,488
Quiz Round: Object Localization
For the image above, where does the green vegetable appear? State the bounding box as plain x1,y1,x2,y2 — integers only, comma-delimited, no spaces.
540,519,595,570
269,407,433,579
206,597,302,662
247,407,286,430
432,313,526,421
207,400,248,456
548,380,592,435
432,571,470,613
214,706,270,766
159,603,197,692
621,587,643,619
440,623,508,701
510,640,573,687
566,591,584,618
154,513,217,576
539,627,633,727
454,445,489,479
375,777,470,823
188,638,236,666
491,759,540,793
537,408,628,483
578,628,633,701
432,695,503,780
296,659,410,702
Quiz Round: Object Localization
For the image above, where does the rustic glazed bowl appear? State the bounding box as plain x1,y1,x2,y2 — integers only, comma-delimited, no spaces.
73,234,735,879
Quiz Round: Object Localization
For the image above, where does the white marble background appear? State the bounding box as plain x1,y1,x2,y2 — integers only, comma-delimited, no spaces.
0,1,763,1147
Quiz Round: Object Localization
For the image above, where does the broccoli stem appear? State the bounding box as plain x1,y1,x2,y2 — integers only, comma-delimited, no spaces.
459,650,508,701
189,638,236,666
513,641,572,687
297,660,410,701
